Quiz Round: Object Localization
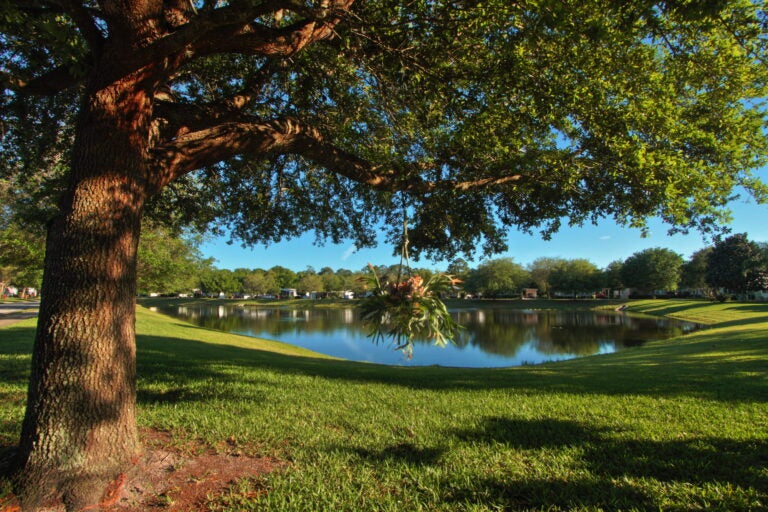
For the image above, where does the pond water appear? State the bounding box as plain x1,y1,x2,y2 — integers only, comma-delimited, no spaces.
154,304,703,368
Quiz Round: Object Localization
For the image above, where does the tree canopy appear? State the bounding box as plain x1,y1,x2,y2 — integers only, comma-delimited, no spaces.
3,1,768,259
621,247,684,295
465,257,529,297
706,233,768,294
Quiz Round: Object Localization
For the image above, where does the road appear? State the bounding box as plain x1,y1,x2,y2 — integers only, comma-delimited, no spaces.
0,302,39,328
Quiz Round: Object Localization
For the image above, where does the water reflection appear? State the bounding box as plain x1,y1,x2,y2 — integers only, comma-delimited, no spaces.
156,305,702,368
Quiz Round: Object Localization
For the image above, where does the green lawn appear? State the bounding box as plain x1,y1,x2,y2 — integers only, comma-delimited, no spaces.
1,300,767,510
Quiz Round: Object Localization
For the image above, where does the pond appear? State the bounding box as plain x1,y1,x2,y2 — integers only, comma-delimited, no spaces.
153,304,704,368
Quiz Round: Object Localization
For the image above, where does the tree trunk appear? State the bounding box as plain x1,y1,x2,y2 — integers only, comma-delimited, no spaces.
12,74,151,510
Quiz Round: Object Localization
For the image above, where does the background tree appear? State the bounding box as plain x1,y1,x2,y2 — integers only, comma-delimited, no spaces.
0,182,46,290
445,258,471,280
527,257,567,298
621,247,684,297
602,260,625,298
318,267,342,293
465,258,530,298
706,233,768,296
296,266,324,294
336,268,360,294
136,224,211,295
199,268,240,296
3,0,768,507
269,266,299,291
680,247,714,296
243,269,279,296
0,220,45,291
548,258,602,298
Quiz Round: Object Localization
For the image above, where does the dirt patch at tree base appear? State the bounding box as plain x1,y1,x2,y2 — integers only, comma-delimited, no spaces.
1,429,285,511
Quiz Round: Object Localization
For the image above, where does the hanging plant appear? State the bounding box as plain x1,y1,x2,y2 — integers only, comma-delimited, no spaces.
357,196,462,357
358,265,462,358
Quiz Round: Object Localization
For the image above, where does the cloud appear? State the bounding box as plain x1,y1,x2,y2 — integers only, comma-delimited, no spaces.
342,245,357,261
599,236,611,241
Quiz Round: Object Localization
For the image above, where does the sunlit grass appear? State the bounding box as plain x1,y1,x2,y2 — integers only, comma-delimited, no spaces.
1,300,766,510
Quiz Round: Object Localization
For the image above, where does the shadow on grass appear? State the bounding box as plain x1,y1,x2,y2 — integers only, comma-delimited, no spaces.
454,417,767,487
443,417,766,510
443,475,660,511
628,300,723,318
352,443,445,467
1,320,766,405
130,325,768,405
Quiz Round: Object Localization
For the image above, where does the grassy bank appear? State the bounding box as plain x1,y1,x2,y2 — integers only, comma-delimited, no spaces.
1,300,766,510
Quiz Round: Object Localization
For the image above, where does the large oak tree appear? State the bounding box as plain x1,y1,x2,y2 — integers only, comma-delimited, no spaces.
2,0,768,508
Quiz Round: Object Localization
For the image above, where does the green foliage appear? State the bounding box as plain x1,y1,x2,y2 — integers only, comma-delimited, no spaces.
3,1,768,260
621,247,685,295
603,260,625,292
706,233,768,294
680,247,714,292
242,270,279,296
199,268,241,296
296,270,324,294
0,219,44,288
136,224,212,295
527,257,567,297
466,258,530,298
548,258,603,297
358,265,462,356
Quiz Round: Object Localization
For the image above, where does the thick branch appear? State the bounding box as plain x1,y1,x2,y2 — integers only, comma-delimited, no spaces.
193,1,354,57
97,0,353,90
8,66,84,95
151,116,526,194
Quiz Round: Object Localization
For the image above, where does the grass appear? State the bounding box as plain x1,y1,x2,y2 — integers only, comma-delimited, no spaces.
1,299,767,510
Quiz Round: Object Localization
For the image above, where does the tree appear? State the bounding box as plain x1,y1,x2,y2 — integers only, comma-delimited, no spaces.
136,224,211,295
446,258,471,279
527,257,567,298
319,267,344,292
706,233,768,296
680,247,714,296
465,258,530,298
243,269,279,296
602,260,625,297
269,265,298,291
0,220,45,290
199,267,240,296
3,1,768,507
548,258,602,298
297,266,324,294
621,247,684,296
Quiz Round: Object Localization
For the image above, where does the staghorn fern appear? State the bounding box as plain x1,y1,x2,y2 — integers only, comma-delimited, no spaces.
358,264,462,358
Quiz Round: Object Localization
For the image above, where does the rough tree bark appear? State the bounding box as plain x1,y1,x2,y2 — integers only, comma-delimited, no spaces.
12,69,152,510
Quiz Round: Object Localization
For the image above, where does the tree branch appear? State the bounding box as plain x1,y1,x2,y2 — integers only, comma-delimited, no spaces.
95,0,353,90
150,116,526,195
193,1,354,58
7,66,84,95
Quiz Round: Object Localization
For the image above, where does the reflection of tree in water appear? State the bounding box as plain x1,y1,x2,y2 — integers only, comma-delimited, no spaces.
162,306,699,360
451,310,532,356
167,307,371,339
451,310,692,357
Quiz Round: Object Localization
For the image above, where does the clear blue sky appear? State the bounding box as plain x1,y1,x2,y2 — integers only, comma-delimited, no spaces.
201,170,768,272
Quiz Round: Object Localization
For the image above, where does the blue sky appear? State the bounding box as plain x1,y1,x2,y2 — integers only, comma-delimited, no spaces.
201,171,768,272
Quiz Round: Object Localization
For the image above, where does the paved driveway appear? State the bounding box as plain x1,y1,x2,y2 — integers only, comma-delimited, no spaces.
0,302,39,328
